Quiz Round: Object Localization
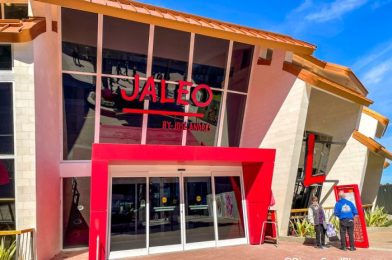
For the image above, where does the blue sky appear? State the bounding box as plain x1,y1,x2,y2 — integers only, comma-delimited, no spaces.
139,0,392,183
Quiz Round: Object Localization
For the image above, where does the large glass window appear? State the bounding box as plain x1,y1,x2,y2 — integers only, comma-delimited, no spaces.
0,83,14,154
0,45,12,71
152,27,190,81
102,17,149,77
63,177,91,248
99,77,144,144
62,8,98,73
192,35,229,89
3,3,28,19
228,42,254,93
63,74,96,160
60,8,254,149
186,89,222,146
0,159,15,230
221,93,247,147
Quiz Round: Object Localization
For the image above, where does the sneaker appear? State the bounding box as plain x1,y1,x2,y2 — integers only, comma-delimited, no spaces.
322,244,330,248
349,247,356,251
340,247,347,251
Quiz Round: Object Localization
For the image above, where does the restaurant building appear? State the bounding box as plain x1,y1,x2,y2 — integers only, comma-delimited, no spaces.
0,0,391,259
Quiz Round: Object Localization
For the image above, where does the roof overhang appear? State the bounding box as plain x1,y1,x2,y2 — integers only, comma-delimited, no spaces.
294,53,368,96
362,107,389,137
283,62,373,106
353,130,392,160
0,17,46,43
35,0,316,55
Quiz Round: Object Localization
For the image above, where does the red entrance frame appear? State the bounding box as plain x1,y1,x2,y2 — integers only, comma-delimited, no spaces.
88,144,275,260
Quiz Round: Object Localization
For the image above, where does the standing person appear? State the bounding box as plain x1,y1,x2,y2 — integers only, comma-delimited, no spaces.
334,191,358,251
308,196,327,249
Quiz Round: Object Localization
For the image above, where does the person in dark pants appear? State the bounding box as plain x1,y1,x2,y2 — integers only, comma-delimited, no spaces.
308,196,327,249
334,191,358,251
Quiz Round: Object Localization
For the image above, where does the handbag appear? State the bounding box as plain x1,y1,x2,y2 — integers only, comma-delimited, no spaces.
326,223,337,238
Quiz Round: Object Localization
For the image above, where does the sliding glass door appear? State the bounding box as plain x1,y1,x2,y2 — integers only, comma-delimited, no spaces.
108,171,247,258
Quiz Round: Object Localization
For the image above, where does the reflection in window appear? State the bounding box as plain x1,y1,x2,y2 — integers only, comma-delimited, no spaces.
102,17,149,77
0,45,12,70
62,8,97,73
100,77,144,144
186,89,222,146
0,159,15,230
63,177,91,248
312,134,332,176
152,27,190,81
63,74,96,160
111,178,146,251
228,42,254,93
192,35,229,89
0,83,14,154
221,93,247,147
184,177,215,243
4,4,28,19
214,176,245,240
149,177,181,247
146,83,184,145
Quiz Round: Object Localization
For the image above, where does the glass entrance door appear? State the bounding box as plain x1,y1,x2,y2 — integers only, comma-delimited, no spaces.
184,177,215,247
108,170,247,258
110,178,147,254
148,177,181,252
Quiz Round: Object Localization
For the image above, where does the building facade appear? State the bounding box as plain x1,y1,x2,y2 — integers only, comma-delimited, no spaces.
0,1,391,259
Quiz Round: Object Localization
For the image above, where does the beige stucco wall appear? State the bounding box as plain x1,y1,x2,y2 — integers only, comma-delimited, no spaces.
305,89,365,207
0,42,37,230
241,48,310,235
361,152,385,205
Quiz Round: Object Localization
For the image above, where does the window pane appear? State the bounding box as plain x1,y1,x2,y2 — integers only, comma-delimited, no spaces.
149,177,181,247
214,176,245,240
111,178,146,251
228,42,254,93
62,8,97,73
146,83,184,145
221,93,247,147
100,77,143,144
102,17,149,77
152,27,190,81
0,45,12,70
184,177,215,243
4,4,28,19
192,35,229,89
0,83,14,154
63,177,91,248
186,89,222,146
63,74,96,160
0,159,15,230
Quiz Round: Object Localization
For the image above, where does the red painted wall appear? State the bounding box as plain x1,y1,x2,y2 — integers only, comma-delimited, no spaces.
88,144,275,260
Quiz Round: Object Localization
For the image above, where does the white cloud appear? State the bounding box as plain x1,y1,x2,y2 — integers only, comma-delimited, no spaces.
305,0,368,22
362,58,392,85
372,0,392,9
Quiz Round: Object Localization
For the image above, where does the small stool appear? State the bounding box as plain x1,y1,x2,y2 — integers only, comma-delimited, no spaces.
260,220,278,247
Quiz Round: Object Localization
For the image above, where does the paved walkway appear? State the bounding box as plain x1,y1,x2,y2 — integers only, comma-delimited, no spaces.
53,240,391,260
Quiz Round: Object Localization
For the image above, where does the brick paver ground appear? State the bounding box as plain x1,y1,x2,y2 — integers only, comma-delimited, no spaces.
54,240,391,260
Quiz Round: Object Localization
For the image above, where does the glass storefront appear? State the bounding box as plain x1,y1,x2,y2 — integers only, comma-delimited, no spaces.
109,172,246,256
0,83,15,230
62,74,96,160
61,8,254,160
63,177,91,248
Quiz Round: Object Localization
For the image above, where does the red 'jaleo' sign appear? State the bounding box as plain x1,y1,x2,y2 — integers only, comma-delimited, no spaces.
121,74,213,114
